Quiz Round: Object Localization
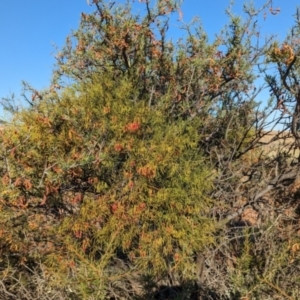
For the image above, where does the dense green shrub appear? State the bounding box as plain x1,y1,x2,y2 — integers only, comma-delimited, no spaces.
0,74,215,298
2,0,300,299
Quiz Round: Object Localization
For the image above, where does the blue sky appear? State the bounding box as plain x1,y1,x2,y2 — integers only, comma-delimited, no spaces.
0,0,298,118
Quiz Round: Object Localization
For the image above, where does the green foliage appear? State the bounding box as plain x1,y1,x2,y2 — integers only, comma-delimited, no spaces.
228,227,300,300
2,0,300,299
53,0,259,122
0,73,215,297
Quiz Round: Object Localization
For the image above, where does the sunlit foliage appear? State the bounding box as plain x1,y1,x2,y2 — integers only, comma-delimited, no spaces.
0,74,214,297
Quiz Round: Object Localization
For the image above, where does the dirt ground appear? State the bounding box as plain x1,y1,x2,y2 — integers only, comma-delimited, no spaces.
258,130,299,158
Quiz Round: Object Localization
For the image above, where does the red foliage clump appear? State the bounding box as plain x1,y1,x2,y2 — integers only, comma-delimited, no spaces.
126,122,141,133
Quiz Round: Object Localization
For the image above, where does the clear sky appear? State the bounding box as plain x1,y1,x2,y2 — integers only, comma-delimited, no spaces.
0,0,298,118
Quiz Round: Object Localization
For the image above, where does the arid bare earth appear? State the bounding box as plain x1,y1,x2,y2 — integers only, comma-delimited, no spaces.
258,131,299,158
259,130,294,144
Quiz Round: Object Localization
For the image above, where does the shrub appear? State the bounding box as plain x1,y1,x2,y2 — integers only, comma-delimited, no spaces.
0,74,215,298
